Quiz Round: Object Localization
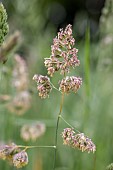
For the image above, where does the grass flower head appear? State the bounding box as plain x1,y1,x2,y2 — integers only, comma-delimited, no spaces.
0,3,9,45
21,122,46,141
33,74,52,98
44,24,80,76
62,128,96,153
59,76,82,94
13,151,28,168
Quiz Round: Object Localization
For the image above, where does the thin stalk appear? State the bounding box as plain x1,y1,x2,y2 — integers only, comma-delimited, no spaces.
53,93,64,170
93,152,96,170
60,115,80,133
18,145,56,150
60,115,74,129
50,81,61,93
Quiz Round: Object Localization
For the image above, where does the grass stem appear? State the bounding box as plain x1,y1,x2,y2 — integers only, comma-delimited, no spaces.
53,93,64,170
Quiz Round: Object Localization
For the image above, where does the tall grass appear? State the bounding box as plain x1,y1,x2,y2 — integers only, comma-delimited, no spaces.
0,0,113,170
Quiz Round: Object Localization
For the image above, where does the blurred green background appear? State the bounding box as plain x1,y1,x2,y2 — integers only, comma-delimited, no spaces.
1,0,113,170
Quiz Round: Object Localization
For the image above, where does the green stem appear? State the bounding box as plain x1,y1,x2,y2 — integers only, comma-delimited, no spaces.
59,115,74,129
53,93,64,170
50,82,61,93
60,115,80,133
18,145,56,150
93,152,96,170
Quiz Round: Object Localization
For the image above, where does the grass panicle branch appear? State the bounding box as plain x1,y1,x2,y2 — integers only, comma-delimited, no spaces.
18,145,56,150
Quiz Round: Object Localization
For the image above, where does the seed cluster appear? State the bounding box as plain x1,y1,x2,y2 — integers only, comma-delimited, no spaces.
13,151,28,168
12,54,29,91
7,55,31,115
59,76,82,94
7,91,31,115
106,163,113,170
0,3,9,45
21,122,46,141
33,25,82,98
0,143,28,168
33,74,52,98
62,128,96,153
44,24,80,77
